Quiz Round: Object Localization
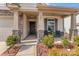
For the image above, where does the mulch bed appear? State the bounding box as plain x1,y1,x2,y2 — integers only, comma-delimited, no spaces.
37,44,48,56
37,43,75,56
0,45,21,56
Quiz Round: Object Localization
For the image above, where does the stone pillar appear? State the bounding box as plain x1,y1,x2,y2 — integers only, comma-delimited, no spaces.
12,10,21,37
37,12,44,40
22,13,28,39
69,13,78,41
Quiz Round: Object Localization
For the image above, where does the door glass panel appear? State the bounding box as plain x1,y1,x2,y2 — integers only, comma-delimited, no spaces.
47,19,55,34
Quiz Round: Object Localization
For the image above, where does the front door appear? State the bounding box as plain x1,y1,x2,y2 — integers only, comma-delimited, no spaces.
29,22,36,35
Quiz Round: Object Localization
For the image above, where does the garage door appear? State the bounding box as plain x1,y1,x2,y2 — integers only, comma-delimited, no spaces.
0,17,13,41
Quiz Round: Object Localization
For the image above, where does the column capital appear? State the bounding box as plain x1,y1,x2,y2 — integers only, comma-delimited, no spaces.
6,3,20,11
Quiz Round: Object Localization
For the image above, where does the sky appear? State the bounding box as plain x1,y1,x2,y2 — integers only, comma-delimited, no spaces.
48,3,79,8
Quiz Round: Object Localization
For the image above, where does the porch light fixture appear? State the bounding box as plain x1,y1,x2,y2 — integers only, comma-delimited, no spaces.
6,3,20,11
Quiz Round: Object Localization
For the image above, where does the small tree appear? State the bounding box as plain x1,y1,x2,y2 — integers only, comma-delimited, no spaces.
41,34,54,48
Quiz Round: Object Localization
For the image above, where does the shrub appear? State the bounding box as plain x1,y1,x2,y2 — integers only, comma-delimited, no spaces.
6,35,20,47
74,36,79,46
61,36,70,48
13,35,21,43
41,34,54,48
6,35,15,47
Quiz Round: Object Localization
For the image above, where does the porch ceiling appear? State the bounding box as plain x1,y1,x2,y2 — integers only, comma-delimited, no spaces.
37,5,79,17
23,11,38,19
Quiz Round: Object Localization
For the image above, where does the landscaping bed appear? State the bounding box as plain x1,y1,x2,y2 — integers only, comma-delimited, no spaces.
0,34,21,56
48,46,79,56
37,43,79,56
37,44,48,56
1,44,21,56
37,34,79,56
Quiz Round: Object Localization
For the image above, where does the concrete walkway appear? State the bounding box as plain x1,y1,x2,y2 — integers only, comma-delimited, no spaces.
0,42,8,55
16,35,37,56
16,44,36,56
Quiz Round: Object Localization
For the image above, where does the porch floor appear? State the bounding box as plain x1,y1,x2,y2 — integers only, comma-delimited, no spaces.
25,35,37,40
21,35,37,45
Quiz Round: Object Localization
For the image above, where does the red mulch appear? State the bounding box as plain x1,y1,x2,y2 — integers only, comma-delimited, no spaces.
54,44,64,49
37,44,48,56
0,45,21,56
37,43,75,56
54,44,75,49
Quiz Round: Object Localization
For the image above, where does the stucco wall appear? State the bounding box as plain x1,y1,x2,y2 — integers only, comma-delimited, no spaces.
64,14,79,35
58,17,64,32
20,3,38,11
64,16,71,34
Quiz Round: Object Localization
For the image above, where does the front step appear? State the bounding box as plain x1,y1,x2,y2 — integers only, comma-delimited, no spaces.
21,39,37,45
21,39,37,43
21,42,37,45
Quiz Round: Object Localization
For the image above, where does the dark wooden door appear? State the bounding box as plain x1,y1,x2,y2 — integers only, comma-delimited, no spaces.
29,22,36,34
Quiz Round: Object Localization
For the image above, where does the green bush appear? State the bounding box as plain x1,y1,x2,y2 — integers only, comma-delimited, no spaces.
13,35,21,43
41,34,54,48
6,35,15,47
6,35,20,47
61,36,70,47
74,36,79,46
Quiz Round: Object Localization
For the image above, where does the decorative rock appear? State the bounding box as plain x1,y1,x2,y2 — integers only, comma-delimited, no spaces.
67,49,71,52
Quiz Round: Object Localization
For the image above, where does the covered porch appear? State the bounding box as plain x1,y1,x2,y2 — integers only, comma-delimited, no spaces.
8,4,79,41
36,5,79,41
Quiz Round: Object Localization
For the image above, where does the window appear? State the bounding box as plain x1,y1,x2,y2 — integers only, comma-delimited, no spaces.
47,19,55,33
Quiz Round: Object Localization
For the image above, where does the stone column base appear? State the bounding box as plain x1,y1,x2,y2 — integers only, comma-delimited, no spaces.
12,30,21,43
12,30,21,36
69,29,78,40
37,30,44,41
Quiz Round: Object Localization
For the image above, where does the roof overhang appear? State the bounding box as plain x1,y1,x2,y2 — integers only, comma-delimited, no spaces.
37,5,79,17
